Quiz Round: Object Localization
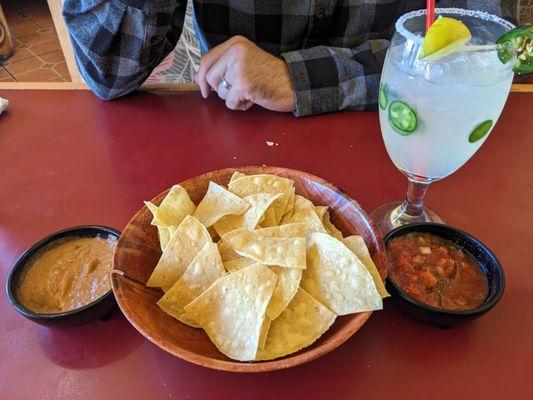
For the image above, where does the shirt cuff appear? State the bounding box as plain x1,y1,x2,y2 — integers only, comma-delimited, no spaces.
282,47,341,117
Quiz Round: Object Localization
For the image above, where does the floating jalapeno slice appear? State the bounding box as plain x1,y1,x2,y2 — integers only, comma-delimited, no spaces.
388,100,417,135
379,85,388,110
497,25,532,74
468,120,493,143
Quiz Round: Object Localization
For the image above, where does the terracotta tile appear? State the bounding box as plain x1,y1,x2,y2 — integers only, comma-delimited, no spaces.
0,67,12,79
28,39,60,56
47,76,67,82
10,1,48,20
61,73,72,82
0,75,17,82
39,49,64,64
13,67,60,82
4,56,44,75
17,31,53,46
36,19,57,36
1,48,34,64
10,21,42,37
31,13,55,26
2,4,23,19
53,61,68,76
5,14,32,30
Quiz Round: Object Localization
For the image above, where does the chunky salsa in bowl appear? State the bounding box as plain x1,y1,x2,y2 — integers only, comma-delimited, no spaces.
383,223,504,327
388,232,487,311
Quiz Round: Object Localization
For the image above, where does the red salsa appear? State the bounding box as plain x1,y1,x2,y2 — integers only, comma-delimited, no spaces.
387,232,488,311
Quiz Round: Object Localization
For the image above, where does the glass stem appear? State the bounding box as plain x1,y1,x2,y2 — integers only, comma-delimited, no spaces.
402,178,430,217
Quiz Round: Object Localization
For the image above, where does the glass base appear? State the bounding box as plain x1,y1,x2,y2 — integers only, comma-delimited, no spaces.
371,201,445,236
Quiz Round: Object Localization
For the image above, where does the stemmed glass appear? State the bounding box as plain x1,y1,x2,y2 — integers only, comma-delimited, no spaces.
371,8,516,235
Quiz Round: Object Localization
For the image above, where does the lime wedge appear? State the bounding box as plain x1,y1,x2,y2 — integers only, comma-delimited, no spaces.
419,17,472,61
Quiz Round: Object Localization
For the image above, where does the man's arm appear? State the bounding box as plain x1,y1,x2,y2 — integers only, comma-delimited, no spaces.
63,0,185,100
282,40,388,117
281,0,520,117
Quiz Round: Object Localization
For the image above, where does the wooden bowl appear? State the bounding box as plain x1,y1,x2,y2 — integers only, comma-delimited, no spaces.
112,166,387,372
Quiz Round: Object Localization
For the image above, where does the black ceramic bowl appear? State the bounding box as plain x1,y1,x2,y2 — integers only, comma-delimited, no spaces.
383,223,505,328
6,226,120,328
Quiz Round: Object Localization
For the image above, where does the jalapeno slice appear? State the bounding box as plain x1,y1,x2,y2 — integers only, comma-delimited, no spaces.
497,25,532,74
379,85,388,110
388,100,417,135
468,120,493,143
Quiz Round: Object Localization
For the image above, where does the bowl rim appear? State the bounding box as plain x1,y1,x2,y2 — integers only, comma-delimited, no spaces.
112,165,387,372
383,222,505,316
6,225,121,320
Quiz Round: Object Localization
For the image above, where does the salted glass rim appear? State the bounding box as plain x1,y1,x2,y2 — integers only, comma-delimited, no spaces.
396,8,516,52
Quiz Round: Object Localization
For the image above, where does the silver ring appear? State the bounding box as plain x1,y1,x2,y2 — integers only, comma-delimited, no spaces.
220,78,231,90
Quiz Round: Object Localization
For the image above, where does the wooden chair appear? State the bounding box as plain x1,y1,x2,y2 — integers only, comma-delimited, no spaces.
46,0,81,82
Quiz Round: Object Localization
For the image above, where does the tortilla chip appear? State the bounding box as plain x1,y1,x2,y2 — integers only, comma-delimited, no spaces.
157,243,225,327
343,236,390,298
266,266,302,321
260,207,279,228
223,257,256,272
157,225,176,251
223,259,301,320
183,264,277,361
273,192,291,225
256,288,336,361
301,232,382,315
228,174,293,224
214,193,283,236
144,185,196,227
253,223,308,238
193,181,249,227
229,171,246,184
282,188,296,219
315,206,328,220
147,216,212,291
285,195,327,233
223,228,306,269
217,239,241,262
145,201,163,226
258,317,271,351
322,210,343,240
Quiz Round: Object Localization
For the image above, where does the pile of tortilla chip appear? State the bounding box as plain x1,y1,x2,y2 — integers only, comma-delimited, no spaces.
145,172,388,362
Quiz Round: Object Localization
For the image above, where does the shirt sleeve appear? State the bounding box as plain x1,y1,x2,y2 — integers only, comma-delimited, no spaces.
62,0,185,100
282,39,389,117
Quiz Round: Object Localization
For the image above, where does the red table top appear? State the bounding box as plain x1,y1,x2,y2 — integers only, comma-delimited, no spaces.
1,89,532,399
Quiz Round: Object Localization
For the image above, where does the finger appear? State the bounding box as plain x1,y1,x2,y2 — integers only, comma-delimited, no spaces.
225,87,248,111
216,80,230,100
195,36,244,98
206,59,229,99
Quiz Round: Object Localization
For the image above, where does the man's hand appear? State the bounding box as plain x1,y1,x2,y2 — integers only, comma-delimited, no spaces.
194,36,296,112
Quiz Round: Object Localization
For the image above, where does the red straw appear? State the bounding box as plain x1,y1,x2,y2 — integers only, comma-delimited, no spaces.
426,0,435,31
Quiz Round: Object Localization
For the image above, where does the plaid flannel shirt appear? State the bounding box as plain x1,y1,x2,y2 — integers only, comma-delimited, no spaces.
63,0,515,116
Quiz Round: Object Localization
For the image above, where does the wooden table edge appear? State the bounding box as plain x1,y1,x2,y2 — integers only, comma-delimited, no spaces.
0,82,531,92
0,82,200,91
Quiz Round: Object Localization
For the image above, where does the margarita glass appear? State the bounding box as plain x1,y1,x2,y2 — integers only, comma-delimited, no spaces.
372,8,516,235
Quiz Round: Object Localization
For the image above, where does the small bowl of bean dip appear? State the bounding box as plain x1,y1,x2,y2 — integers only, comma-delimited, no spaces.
6,226,120,328
383,223,504,328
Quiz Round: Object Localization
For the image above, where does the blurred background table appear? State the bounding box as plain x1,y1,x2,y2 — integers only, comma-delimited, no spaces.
0,87,532,399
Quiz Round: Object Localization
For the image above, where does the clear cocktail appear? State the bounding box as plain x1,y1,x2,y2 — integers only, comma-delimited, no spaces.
372,8,516,234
